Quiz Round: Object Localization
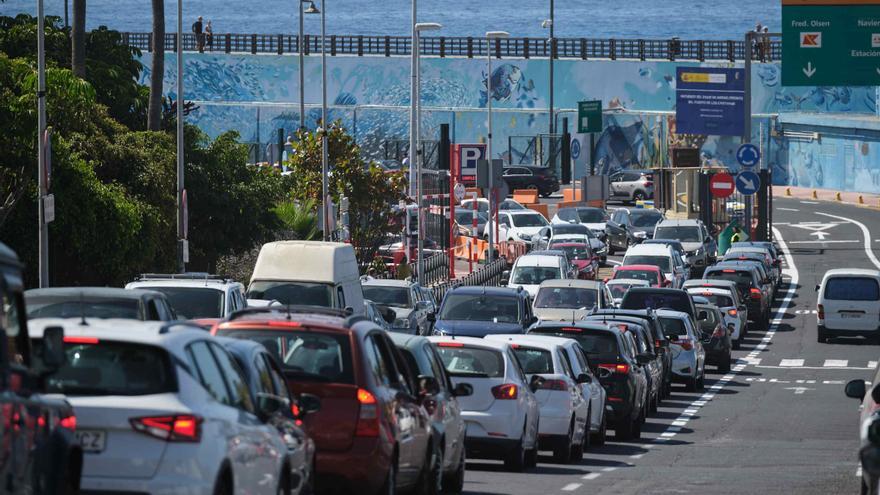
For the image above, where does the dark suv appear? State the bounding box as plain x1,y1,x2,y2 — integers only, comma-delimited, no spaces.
432,286,537,337
620,288,698,328
705,263,772,330
0,243,82,494
528,321,650,441
502,166,560,198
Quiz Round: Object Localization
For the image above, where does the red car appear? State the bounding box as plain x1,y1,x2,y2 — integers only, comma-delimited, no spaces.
213,307,437,495
548,241,599,280
611,264,668,287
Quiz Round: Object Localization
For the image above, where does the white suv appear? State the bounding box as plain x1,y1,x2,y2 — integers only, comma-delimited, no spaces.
817,269,880,343
483,210,550,243
126,273,247,320
30,318,291,495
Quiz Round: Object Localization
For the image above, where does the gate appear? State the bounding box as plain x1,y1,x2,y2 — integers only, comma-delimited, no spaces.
698,169,772,241
420,170,451,252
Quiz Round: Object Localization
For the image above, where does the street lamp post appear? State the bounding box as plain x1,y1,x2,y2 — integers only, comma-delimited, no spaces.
176,0,186,272
320,0,330,241
543,0,555,135
37,0,49,287
299,1,319,132
413,22,442,286
485,31,510,265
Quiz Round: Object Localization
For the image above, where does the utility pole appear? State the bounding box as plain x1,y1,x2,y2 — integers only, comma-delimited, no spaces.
37,0,49,287
320,0,330,241
743,30,752,238
176,0,186,272
548,0,555,135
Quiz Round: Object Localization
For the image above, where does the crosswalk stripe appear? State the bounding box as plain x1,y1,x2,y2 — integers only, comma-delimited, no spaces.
824,359,848,367
779,359,804,367
870,361,878,369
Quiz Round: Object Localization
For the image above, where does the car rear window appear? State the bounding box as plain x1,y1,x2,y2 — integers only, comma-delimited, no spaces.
705,270,753,291
654,226,702,243
216,329,354,384
691,293,734,307
608,284,630,299
511,347,553,374
530,327,620,355
534,287,597,310
363,286,411,308
614,269,660,285
825,277,880,301
35,340,175,396
659,317,687,339
697,308,720,330
621,291,691,314
148,287,224,319
248,281,332,307
26,296,141,320
623,255,671,273
439,293,520,323
435,345,505,378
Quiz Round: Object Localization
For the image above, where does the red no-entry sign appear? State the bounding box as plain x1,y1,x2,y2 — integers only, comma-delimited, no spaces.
710,173,735,198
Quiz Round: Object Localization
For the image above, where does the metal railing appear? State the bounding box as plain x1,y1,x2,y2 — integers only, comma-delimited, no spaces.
120,31,780,61
430,257,507,302
418,252,450,287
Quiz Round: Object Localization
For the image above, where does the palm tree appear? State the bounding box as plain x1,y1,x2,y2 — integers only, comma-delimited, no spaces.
71,0,86,77
274,199,319,241
147,0,164,130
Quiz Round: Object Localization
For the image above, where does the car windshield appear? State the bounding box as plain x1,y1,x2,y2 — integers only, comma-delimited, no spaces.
511,266,561,285
550,243,591,260
36,340,174,396
654,226,702,242
531,328,619,355
577,209,606,223
614,269,660,285
630,211,663,227
26,296,141,320
248,281,333,306
608,284,632,299
534,287,598,310
554,224,589,236
436,346,505,378
215,329,354,384
659,317,688,339
824,277,880,301
622,292,690,314
512,347,554,374
501,200,526,210
512,214,549,228
147,287,224,319
439,294,520,323
363,286,411,308
462,201,489,213
623,255,671,273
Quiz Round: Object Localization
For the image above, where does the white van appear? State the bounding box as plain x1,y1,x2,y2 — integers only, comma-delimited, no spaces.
503,254,572,298
621,243,688,288
248,241,365,314
817,268,880,343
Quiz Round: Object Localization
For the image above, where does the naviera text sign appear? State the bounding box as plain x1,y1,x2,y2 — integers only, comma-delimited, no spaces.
782,0,880,86
675,67,745,137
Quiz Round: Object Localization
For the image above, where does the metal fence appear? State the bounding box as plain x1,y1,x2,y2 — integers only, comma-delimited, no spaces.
382,140,439,169
430,258,507,302
420,170,451,252
121,31,780,61
417,252,450,287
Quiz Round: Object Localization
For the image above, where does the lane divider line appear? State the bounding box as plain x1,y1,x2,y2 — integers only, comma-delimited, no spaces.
816,212,880,270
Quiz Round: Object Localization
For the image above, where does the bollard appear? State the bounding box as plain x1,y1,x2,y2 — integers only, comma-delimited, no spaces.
859,195,865,204
835,192,842,201
811,190,818,199
785,187,792,196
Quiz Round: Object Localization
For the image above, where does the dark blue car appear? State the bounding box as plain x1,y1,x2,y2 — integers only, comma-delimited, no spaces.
431,286,536,337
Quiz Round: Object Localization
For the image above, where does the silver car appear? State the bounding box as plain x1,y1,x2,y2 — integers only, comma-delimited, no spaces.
686,286,747,349
605,278,651,307
653,219,717,274
609,169,654,203
362,279,433,335
657,309,706,392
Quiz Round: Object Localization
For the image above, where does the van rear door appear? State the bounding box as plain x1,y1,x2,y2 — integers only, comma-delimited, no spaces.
822,276,880,332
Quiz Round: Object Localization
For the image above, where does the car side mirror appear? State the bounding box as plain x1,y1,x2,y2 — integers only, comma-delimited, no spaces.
815,284,820,292
529,375,545,393
576,373,592,384
415,300,430,311
418,375,441,396
636,354,653,365
298,393,322,415
453,382,473,397
529,316,539,326
872,384,880,405
501,270,510,286
845,379,867,400
40,326,66,373
256,393,286,421
377,305,396,324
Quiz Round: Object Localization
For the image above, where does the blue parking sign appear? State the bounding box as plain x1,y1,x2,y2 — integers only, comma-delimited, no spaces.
736,143,761,168
736,171,760,195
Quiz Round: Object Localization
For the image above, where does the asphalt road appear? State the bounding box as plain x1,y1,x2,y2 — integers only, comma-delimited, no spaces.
461,197,880,494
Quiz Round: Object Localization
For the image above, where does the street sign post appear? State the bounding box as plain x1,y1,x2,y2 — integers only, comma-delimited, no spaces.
710,173,736,198
782,0,880,86
577,100,602,134
736,171,761,195
675,67,745,136
736,143,761,168
453,182,466,202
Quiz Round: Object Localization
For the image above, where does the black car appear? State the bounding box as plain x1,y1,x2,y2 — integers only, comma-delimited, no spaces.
704,263,772,330
606,208,665,254
620,287,698,328
528,321,650,441
584,309,673,399
502,166,560,198
695,304,732,372
388,333,472,494
0,243,82,494
432,286,537,337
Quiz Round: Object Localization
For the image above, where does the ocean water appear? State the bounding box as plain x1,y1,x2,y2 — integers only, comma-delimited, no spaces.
2,0,780,40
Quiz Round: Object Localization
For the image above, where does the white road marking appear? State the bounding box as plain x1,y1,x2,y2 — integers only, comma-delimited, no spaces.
857,465,863,477
785,387,812,395
756,364,874,370
806,380,816,384
778,207,800,211
870,361,878,369
779,359,805,367
824,359,848,367
800,200,820,204
816,212,880,270
602,467,618,472
629,454,645,459
563,482,585,490
789,240,859,244
823,380,845,385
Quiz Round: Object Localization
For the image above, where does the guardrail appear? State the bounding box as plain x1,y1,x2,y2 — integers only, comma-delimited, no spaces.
430,257,507,302
418,252,450,287
120,31,780,62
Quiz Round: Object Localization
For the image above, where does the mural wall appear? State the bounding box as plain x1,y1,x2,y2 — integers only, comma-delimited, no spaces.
139,51,880,193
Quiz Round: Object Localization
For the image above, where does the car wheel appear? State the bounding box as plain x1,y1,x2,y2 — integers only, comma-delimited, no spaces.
442,446,466,494
504,437,527,472
633,410,643,440
553,421,574,464
540,191,552,198
213,471,233,495
615,414,635,441
649,392,658,414
607,243,615,255
685,376,698,392
380,457,398,495
719,353,732,373
591,412,607,447
277,470,292,495
732,338,741,350
414,442,442,495
697,370,705,390
633,191,646,201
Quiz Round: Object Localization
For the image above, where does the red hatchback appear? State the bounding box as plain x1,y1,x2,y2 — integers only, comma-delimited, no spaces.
548,241,599,280
611,264,668,287
213,307,435,495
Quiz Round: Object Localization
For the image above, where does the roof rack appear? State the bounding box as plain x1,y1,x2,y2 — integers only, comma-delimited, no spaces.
135,273,237,284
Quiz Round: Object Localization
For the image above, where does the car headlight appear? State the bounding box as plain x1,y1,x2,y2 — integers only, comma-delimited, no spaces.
633,231,647,238
393,318,411,329
518,232,533,240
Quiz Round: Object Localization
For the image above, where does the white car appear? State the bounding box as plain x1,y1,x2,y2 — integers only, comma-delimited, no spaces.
657,310,706,391
551,206,609,242
605,278,651,307
817,269,880,343
430,336,541,472
622,243,688,288
483,210,550,243
533,279,615,321
461,198,526,213
29,318,292,495
504,254,573,298
126,273,247,320
686,286,746,349
485,335,590,463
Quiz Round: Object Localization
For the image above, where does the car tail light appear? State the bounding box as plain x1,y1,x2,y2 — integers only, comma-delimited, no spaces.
727,309,738,317
59,413,76,431
616,324,629,332
644,181,654,187
723,269,736,273
673,338,694,351
491,384,519,400
267,321,302,328
655,339,662,349
539,379,569,391
291,403,304,426
130,415,202,442
437,342,464,347
712,325,725,338
561,327,583,333
598,363,630,374
750,288,762,300
64,336,99,344
817,304,824,320
355,388,380,437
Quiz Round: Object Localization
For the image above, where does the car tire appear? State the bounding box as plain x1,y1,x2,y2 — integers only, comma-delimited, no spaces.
553,421,574,464
607,243,615,255
615,414,635,441
697,370,705,390
591,413,607,447
633,410,643,440
442,446,466,494
503,438,527,472
649,392,658,414
525,445,538,469
540,191,552,198
685,376,698,392
732,338,741,350
277,470,292,495
213,471,233,495
719,353,732,373
414,442,442,495
380,457,398,495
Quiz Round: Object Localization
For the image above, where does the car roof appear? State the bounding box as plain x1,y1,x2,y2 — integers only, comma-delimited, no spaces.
485,334,572,350
26,287,163,300
216,307,373,333
606,278,650,286
655,309,691,319
616,264,661,271
624,244,673,256
684,279,738,288
538,279,602,289
824,268,880,277
428,335,513,352
362,279,415,288
515,255,563,267
711,261,760,271
532,320,620,334
686,286,733,295
27,317,205,344
507,209,543,216
645,239,685,249
446,286,522,297
656,219,702,227
126,280,239,290
626,287,687,295
528,250,567,258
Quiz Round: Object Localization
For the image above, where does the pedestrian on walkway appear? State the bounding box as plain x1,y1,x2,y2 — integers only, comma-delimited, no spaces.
731,226,743,243
192,16,205,52
205,20,214,51
753,23,763,61
762,26,771,61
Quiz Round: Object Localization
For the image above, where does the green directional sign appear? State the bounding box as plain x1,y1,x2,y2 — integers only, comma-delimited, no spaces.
577,100,602,133
782,2,880,86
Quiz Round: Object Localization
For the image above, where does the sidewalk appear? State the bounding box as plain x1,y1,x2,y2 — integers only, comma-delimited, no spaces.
775,185,880,209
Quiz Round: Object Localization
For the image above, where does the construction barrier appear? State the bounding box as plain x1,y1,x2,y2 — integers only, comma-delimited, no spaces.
512,189,539,205
451,236,527,265
563,188,583,202
528,204,549,219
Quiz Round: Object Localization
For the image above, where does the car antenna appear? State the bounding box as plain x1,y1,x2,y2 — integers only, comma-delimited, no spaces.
571,310,576,326
285,303,293,320
79,291,88,326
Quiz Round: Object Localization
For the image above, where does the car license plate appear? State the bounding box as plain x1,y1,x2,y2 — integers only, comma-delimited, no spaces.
841,313,863,319
76,430,106,453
